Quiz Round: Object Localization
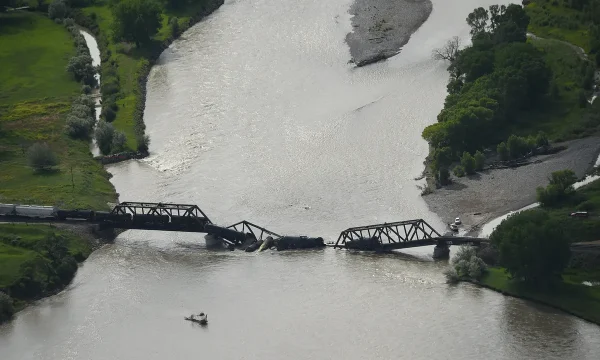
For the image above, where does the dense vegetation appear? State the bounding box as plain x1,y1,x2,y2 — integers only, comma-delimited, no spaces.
0,224,93,323
424,3,599,185
485,172,600,323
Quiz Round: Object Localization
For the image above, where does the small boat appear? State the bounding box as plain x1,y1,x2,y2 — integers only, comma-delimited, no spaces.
185,313,208,325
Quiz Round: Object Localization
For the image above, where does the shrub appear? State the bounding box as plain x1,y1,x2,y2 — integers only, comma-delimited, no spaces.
95,120,115,155
74,95,96,108
111,131,127,152
137,134,150,152
461,152,476,175
0,292,14,323
70,104,94,118
497,142,508,161
66,115,94,139
81,84,92,94
62,18,75,27
535,131,549,147
66,55,96,86
453,165,465,177
169,16,179,38
445,246,487,282
28,143,59,171
102,107,116,122
474,150,485,171
48,0,67,20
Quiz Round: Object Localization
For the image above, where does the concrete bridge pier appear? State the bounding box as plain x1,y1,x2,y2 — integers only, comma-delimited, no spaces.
433,243,450,259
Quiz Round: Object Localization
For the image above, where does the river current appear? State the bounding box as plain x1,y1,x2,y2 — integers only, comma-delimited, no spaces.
2,0,600,359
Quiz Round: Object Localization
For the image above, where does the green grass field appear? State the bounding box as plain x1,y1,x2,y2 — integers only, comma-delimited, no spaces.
481,267,600,324
526,2,591,52
0,12,80,105
0,11,117,210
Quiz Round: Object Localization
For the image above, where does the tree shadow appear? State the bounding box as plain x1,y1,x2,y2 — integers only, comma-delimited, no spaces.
0,12,36,35
443,180,468,191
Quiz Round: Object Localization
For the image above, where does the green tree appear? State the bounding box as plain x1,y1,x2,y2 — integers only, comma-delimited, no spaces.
112,0,162,47
461,152,476,175
490,210,570,286
48,0,68,20
474,150,485,170
437,167,451,185
536,169,577,207
28,143,59,172
95,120,115,155
466,7,489,36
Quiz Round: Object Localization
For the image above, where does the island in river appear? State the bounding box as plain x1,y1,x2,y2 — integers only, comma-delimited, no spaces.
346,0,432,66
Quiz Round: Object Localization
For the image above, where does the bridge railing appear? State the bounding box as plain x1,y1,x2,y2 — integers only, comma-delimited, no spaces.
334,219,441,248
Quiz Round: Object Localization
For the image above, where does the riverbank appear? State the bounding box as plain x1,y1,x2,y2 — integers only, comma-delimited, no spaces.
75,0,224,154
424,136,600,234
346,0,432,66
0,223,115,324
421,3,600,234
471,268,600,325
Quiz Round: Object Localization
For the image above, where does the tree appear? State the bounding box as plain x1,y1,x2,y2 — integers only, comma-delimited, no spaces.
137,134,150,152
461,152,476,175
66,55,96,86
169,16,179,38
536,170,577,207
497,142,508,160
28,143,59,171
437,167,451,185
95,120,115,155
111,131,127,152
65,115,94,139
490,210,570,286
48,0,67,20
112,0,162,47
466,7,489,37
432,36,461,62
474,150,485,170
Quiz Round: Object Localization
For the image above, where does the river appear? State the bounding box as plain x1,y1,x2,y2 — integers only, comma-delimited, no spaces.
2,0,600,358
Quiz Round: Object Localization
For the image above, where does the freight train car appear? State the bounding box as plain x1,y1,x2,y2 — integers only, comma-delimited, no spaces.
0,204,16,216
14,205,58,219
57,209,95,221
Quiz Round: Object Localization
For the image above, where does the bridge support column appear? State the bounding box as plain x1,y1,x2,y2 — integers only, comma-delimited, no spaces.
433,244,450,259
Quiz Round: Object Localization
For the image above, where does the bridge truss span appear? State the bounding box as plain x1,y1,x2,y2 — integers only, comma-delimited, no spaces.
334,219,441,249
226,220,281,242
111,202,212,223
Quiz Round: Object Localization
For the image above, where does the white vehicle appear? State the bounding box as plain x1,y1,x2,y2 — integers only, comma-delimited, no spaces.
14,205,57,219
449,223,459,232
454,217,461,225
